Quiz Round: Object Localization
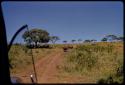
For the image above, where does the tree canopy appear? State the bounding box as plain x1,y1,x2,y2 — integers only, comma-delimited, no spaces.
101,35,124,42
101,37,107,42
50,36,60,44
84,40,91,43
116,36,123,41
63,40,67,44
78,39,82,43
105,35,117,42
71,40,76,43
22,28,50,47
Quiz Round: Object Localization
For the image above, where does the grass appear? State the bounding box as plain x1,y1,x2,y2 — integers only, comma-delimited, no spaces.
58,42,123,83
9,44,54,74
9,42,123,83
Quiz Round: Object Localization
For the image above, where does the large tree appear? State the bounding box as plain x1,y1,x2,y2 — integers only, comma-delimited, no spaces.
22,28,50,47
103,35,117,42
50,36,60,44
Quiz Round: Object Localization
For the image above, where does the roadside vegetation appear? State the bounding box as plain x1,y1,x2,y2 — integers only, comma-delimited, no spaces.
8,28,123,83
58,42,123,84
9,44,54,74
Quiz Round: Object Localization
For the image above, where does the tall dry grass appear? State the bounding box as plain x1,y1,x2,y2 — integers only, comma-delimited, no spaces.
59,42,123,83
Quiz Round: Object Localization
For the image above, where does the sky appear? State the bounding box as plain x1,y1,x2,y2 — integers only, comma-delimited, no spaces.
1,1,123,44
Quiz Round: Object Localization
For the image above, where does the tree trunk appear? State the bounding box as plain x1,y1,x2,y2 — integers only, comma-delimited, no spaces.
35,42,37,48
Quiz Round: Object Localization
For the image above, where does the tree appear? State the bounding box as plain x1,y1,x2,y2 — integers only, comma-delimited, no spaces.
71,40,76,44
101,38,107,42
84,40,91,43
22,28,50,47
116,36,123,42
91,39,97,42
105,35,117,42
50,36,60,44
78,39,82,43
63,40,67,44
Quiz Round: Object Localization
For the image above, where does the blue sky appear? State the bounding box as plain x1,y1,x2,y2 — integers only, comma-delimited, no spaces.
1,1,123,44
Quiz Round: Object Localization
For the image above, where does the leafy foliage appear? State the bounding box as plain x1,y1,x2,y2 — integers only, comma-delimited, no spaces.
101,37,107,42
116,36,124,41
78,39,82,43
63,40,67,44
22,28,50,47
71,40,76,43
50,36,60,44
84,39,91,43
102,35,117,42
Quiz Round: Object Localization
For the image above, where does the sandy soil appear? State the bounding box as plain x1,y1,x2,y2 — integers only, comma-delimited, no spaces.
12,48,93,84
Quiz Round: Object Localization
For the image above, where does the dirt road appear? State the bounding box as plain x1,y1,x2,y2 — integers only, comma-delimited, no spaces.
36,49,64,83
18,48,64,83
13,48,92,83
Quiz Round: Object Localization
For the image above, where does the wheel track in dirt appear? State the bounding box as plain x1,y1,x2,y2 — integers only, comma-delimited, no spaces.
18,48,64,83
37,49,64,83
12,48,92,83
